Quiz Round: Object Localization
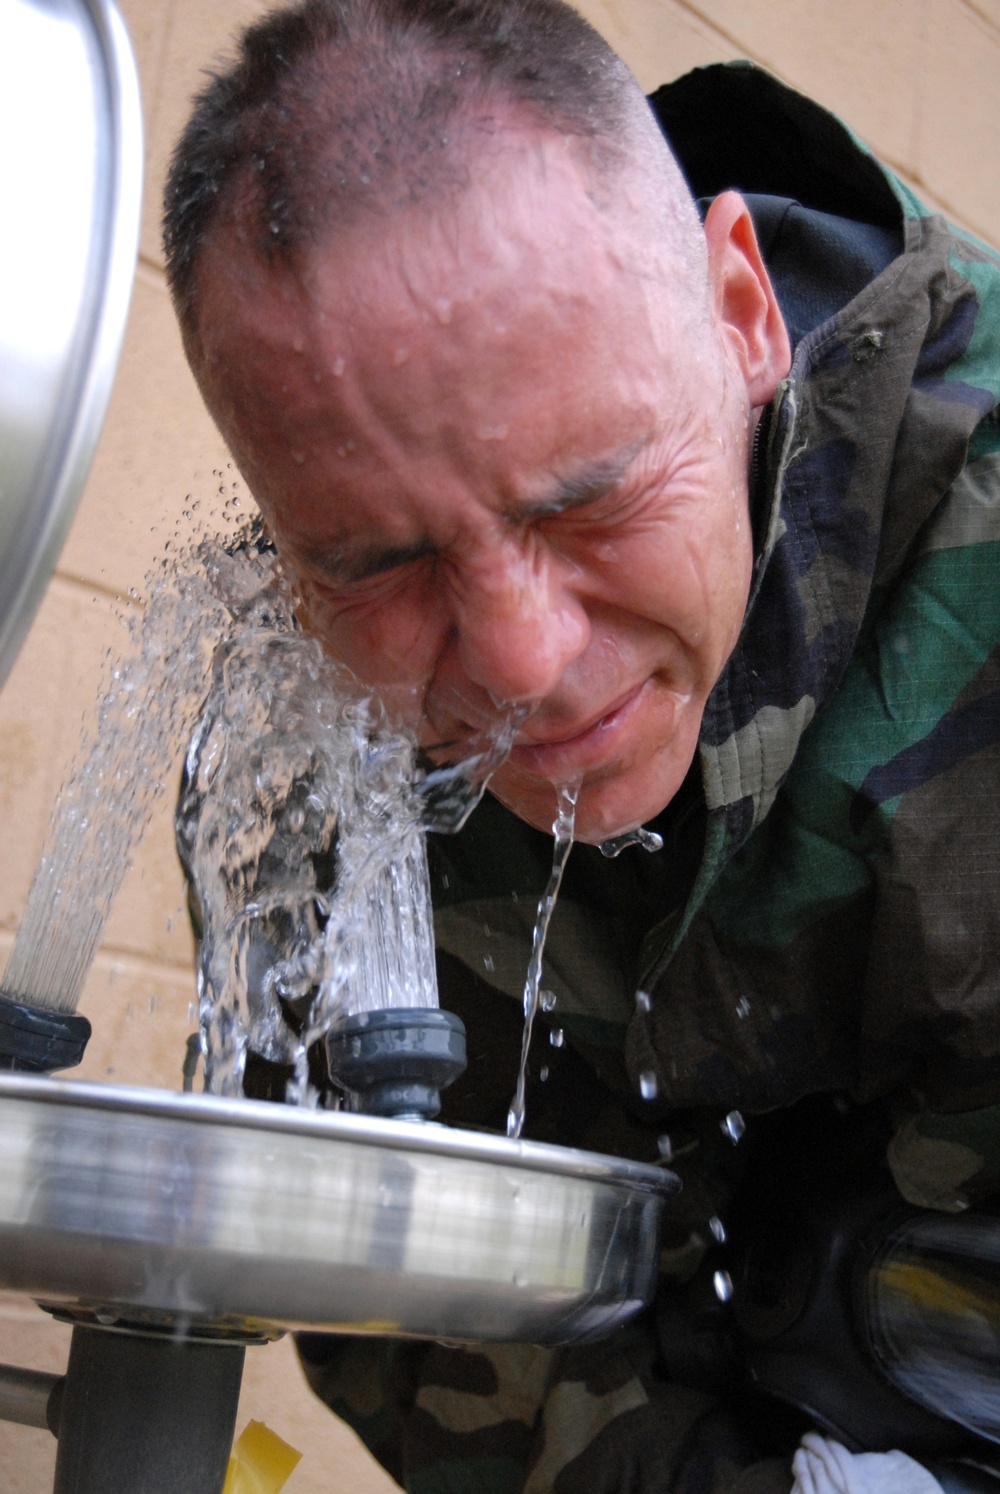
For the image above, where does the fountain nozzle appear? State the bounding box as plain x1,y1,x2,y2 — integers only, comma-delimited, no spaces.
326,1007,466,1120
0,991,91,1072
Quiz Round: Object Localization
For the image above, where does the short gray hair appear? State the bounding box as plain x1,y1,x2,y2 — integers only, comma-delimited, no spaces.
163,0,700,326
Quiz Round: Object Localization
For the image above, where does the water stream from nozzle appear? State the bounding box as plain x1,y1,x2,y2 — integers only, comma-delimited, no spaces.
2,520,234,1016
506,781,579,1140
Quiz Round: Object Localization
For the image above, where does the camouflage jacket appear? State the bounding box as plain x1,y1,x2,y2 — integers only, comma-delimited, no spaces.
296,63,1000,1494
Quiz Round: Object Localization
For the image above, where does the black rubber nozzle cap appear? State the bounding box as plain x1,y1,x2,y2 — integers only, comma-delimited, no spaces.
0,992,92,1072
326,1007,466,1120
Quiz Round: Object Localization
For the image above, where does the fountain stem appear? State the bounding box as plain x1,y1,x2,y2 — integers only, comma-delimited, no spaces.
52,1325,245,1494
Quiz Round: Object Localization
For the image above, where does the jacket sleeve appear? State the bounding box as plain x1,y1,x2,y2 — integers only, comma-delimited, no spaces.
888,1103,1000,1211
295,1328,793,1494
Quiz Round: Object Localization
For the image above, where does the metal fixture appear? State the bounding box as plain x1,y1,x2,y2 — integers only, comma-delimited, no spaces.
0,1362,62,1432
0,1073,679,1345
51,1322,247,1494
0,0,142,693
0,0,140,1077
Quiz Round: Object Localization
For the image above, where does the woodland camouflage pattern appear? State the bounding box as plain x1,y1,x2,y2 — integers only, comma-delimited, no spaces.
234,61,1000,1494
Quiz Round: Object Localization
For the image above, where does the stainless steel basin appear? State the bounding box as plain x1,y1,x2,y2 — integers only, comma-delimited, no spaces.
0,1074,678,1345
0,0,141,690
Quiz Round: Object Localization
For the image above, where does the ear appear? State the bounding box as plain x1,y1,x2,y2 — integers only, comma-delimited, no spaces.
703,191,791,407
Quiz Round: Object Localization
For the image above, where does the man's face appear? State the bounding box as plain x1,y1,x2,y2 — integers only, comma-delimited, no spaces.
191,136,784,844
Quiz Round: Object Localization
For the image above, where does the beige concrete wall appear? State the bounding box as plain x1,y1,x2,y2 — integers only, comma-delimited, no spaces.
2,0,998,1488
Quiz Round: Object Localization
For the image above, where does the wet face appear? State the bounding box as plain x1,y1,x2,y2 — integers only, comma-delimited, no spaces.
190,134,789,843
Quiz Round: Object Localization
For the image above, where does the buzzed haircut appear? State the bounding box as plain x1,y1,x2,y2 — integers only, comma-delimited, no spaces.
163,0,654,327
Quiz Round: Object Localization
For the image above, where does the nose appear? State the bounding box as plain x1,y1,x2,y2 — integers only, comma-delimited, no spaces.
448,537,589,705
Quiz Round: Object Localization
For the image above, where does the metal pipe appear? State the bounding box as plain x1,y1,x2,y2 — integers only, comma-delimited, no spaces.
52,1325,245,1494
0,1362,62,1431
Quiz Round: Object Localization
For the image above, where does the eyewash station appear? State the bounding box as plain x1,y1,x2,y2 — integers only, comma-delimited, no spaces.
7,7,1000,1494
0,4,681,1490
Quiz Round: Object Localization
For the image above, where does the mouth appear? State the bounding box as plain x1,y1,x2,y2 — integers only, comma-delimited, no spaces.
506,681,648,780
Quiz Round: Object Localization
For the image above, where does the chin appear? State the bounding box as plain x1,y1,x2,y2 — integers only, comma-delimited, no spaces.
489,756,688,846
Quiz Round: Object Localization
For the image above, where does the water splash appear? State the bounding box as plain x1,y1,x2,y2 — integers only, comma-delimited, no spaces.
5,485,568,1132
506,780,579,1140
599,827,663,858
2,515,241,1014
177,540,514,1101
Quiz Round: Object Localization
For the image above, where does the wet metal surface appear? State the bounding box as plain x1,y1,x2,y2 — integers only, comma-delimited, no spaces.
0,1075,678,1345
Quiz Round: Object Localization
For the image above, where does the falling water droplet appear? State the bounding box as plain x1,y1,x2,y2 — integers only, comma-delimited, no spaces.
709,1216,727,1244
722,1110,746,1144
736,995,751,1020
639,1070,658,1101
635,989,652,1013
713,1270,734,1303
540,990,556,1012
483,953,495,973
539,1065,550,1083
657,1134,673,1162
549,1027,565,1048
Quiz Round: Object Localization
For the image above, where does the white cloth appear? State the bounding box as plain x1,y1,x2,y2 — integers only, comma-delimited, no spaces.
790,1432,945,1494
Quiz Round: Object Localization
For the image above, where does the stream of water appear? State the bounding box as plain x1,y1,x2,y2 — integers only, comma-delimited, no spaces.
506,781,579,1140
2,512,235,1013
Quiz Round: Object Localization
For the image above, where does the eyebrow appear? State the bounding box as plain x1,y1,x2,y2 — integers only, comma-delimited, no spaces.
516,438,650,520
300,434,652,585
298,537,437,584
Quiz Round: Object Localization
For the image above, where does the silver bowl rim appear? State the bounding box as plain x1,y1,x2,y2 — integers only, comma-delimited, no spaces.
0,1072,679,1197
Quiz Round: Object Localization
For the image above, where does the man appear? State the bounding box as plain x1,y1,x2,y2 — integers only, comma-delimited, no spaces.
165,1,1000,1489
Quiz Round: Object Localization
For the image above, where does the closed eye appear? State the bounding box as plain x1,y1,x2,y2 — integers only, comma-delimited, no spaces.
300,549,436,612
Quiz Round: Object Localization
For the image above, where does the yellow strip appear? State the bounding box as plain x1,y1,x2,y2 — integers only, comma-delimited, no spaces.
222,1420,302,1494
